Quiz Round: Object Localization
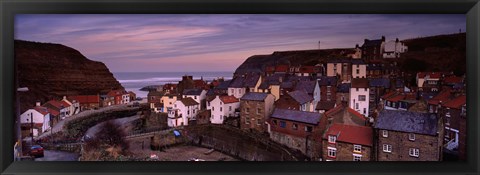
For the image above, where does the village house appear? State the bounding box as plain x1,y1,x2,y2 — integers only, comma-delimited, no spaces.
162,94,179,112
324,102,369,127
336,83,351,105
351,59,367,78
437,95,466,154
42,100,68,120
382,38,408,58
374,110,443,161
207,95,240,124
20,103,51,137
61,96,80,116
275,90,314,112
326,58,352,82
147,91,165,113
317,76,337,102
207,80,230,97
163,83,178,94
240,92,275,133
68,94,101,111
369,78,391,113
416,72,443,92
294,80,320,108
268,108,326,159
322,123,373,161
350,78,370,117
361,36,385,61
128,91,136,102
182,88,207,109
381,91,417,111
227,73,262,99
106,89,130,105
427,88,452,113
257,75,282,101
168,97,200,127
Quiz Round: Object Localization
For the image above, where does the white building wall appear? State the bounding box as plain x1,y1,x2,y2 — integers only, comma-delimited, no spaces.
184,90,207,105
228,87,245,99
20,109,51,134
326,63,343,77
352,64,367,78
350,87,370,117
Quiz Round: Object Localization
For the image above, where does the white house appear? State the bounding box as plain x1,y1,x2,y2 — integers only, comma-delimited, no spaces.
122,92,130,104
228,77,246,99
351,59,367,78
350,78,370,117
20,105,51,137
326,59,352,82
383,38,408,58
169,97,200,127
207,95,240,124
62,96,80,115
182,88,207,109
416,72,442,88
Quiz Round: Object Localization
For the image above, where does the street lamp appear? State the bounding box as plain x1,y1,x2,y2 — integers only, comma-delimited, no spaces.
16,87,29,161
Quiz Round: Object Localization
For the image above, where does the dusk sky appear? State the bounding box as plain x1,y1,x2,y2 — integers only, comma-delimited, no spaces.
15,14,465,72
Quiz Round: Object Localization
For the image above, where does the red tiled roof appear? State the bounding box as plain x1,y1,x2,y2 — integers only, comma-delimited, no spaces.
69,95,100,104
324,123,373,146
266,66,275,73
220,95,239,104
33,106,49,116
428,88,451,105
443,95,466,109
417,72,442,79
44,100,64,109
325,104,343,116
381,91,396,99
346,108,368,121
46,107,60,116
60,101,71,107
386,94,405,102
275,65,289,72
443,76,463,84
194,80,207,88
107,90,126,97
299,66,315,73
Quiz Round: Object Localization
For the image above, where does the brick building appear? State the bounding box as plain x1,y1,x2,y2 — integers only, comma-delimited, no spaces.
240,92,275,133
374,110,443,161
438,95,466,157
317,76,338,102
322,123,373,161
361,36,385,61
274,90,314,112
268,108,326,159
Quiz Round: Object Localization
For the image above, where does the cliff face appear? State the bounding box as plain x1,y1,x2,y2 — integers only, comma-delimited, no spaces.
15,40,124,112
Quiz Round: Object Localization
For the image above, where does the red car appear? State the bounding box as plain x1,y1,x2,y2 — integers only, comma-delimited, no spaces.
29,145,44,157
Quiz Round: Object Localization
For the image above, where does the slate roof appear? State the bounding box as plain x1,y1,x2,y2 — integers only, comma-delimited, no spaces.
337,83,351,93
270,108,321,125
183,88,204,96
395,79,404,88
244,74,261,88
350,59,366,65
287,90,313,104
362,39,383,47
315,101,336,111
280,81,295,89
351,78,369,88
369,78,390,88
326,58,351,64
180,97,199,106
375,110,438,136
294,80,317,94
258,82,270,90
228,77,245,88
216,80,231,90
240,92,270,101
317,76,337,86
324,123,373,146
148,91,164,97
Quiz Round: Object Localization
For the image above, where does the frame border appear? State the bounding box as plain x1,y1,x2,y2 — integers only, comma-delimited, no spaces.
1,0,479,175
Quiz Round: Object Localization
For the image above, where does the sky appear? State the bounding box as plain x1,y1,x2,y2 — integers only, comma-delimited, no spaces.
15,14,466,73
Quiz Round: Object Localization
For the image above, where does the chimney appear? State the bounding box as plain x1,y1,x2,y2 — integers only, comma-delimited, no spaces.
355,44,359,48
364,39,368,43
396,38,399,42
63,96,67,101
381,36,386,41
36,101,41,107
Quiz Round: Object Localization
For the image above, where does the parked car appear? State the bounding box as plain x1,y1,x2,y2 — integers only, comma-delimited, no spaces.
29,145,44,157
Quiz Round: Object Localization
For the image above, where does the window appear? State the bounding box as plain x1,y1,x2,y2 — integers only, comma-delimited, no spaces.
327,86,331,92
257,119,261,125
212,107,215,111
327,94,331,101
220,115,223,120
355,103,359,109
356,69,360,74
353,154,362,161
194,96,197,99
328,135,336,143
273,120,277,125
409,148,419,157
257,108,262,114
353,145,362,153
359,95,366,101
356,88,359,92
220,101,223,105
207,102,210,106
363,108,366,114
230,89,234,94
327,147,336,158
409,133,415,141
279,121,286,128
383,144,392,152
245,108,249,114
292,123,298,130
392,102,396,108
238,89,241,93
245,117,250,124
220,107,223,112
305,126,313,133
229,106,232,111
382,130,388,137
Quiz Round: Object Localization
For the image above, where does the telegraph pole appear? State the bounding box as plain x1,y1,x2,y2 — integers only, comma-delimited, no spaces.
318,41,321,50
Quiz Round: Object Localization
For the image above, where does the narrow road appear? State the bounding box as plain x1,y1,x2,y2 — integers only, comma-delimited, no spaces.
34,150,79,161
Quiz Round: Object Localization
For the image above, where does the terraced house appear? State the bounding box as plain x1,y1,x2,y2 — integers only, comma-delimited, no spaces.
240,92,275,133
322,123,373,161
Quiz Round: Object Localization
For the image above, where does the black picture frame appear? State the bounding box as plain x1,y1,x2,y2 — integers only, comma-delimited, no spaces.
1,0,479,174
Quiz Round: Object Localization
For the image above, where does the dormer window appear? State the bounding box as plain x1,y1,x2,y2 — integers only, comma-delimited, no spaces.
328,135,337,143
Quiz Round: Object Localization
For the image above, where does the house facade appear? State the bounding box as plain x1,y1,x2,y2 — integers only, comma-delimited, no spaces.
326,59,352,82
374,110,443,161
20,105,51,137
169,97,200,127
275,90,314,112
351,59,367,78
322,123,373,161
183,89,207,109
68,95,100,111
240,92,275,133
207,95,240,124
268,108,326,159
383,38,408,58
317,76,337,102
361,36,385,61
350,78,370,117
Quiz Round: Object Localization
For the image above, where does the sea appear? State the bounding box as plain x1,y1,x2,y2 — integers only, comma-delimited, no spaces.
113,72,233,98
